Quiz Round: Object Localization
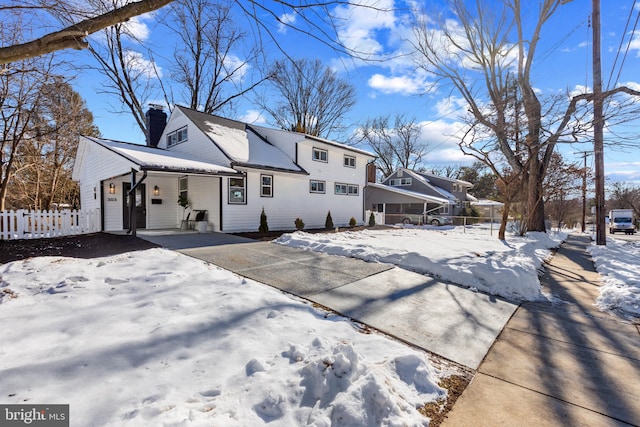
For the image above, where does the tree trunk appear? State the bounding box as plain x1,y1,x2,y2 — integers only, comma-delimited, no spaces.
499,199,510,240
526,158,546,232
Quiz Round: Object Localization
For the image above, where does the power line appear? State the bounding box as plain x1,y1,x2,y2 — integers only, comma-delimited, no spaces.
606,0,640,90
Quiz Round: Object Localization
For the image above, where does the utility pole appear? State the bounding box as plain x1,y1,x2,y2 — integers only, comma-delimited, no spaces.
574,151,592,233
592,0,606,245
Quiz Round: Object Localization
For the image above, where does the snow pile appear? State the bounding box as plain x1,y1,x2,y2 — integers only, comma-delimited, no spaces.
276,226,566,301
0,249,447,426
587,238,640,319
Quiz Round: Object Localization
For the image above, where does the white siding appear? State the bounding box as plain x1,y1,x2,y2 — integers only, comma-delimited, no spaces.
102,175,183,231
158,109,231,167
75,137,137,212
221,168,366,233
187,176,221,232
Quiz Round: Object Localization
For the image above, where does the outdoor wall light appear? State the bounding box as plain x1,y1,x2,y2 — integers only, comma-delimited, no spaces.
109,183,116,194
153,185,160,196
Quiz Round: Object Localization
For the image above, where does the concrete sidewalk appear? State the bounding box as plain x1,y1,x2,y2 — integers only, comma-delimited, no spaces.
442,234,640,427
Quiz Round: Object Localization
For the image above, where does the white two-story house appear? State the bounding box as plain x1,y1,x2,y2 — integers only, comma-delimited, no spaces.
72,105,376,233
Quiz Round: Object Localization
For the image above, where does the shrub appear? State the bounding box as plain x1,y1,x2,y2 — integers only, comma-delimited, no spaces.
295,217,305,230
259,208,269,233
368,212,376,227
325,211,334,229
349,217,357,227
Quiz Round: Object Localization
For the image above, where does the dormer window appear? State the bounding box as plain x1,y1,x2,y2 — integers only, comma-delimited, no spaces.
389,178,412,186
167,126,188,147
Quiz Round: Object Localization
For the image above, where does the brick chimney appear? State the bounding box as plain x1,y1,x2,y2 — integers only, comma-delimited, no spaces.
367,162,377,183
145,104,167,147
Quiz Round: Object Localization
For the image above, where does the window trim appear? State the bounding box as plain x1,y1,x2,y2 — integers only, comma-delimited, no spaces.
335,183,358,196
309,180,326,194
167,126,188,147
335,183,348,195
312,147,328,163
260,174,273,198
228,176,247,204
343,155,356,168
389,178,412,186
178,176,188,201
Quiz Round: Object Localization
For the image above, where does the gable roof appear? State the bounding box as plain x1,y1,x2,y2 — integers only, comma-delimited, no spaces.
81,136,238,175
176,106,306,173
249,124,376,158
413,170,473,187
367,182,454,204
384,169,459,201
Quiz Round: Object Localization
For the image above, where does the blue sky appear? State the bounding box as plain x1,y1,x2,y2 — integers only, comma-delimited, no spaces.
67,0,640,184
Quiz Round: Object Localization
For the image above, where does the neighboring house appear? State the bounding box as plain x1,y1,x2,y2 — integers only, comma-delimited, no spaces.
365,168,474,225
72,105,376,234
467,194,504,220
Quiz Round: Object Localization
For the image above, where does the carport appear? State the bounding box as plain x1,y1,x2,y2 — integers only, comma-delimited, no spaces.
365,182,454,225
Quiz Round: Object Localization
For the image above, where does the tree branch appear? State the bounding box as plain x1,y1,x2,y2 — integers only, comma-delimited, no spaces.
0,0,174,64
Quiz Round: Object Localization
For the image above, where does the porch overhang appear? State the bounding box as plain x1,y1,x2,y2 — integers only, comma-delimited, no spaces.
366,182,455,205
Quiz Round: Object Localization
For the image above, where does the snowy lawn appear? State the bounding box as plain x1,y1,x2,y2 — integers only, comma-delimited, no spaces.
588,237,640,319
276,224,567,302
0,248,458,426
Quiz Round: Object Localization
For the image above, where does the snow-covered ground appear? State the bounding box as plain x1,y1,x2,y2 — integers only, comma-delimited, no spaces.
588,237,640,319
1,224,637,426
0,248,454,426
276,224,566,302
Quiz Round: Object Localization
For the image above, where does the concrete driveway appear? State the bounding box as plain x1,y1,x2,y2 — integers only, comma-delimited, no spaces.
139,231,517,369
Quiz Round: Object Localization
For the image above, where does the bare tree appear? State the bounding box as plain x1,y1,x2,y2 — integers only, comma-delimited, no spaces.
359,114,426,178
608,182,640,218
0,0,174,64
412,0,640,233
0,15,60,210
13,78,99,210
543,152,586,230
168,0,265,115
258,59,355,138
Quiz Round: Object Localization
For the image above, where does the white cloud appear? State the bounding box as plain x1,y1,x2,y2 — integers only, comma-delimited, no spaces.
223,54,249,83
434,96,468,118
620,81,640,91
124,15,151,41
239,110,266,124
367,70,433,95
334,0,397,59
278,12,297,34
124,50,161,79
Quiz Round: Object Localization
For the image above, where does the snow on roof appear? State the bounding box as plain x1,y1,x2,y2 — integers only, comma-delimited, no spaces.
471,199,504,207
367,182,454,204
177,107,304,173
87,136,238,175
414,170,473,187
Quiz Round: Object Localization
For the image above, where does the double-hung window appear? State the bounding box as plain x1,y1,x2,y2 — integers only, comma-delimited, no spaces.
310,180,325,194
260,175,273,197
344,155,356,168
179,176,188,201
312,148,328,162
228,176,246,204
335,183,359,196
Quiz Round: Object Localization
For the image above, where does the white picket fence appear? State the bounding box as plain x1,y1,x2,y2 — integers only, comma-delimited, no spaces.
0,209,101,240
